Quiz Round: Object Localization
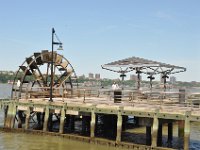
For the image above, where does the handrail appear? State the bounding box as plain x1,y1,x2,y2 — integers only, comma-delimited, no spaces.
14,85,200,106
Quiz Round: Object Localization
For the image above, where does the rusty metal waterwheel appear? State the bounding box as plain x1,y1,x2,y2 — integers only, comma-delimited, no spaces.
11,50,77,99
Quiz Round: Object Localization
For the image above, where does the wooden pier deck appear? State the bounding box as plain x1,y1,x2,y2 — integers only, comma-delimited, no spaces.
1,90,200,150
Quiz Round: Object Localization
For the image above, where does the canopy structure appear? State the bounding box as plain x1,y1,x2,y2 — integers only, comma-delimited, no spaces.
102,56,186,90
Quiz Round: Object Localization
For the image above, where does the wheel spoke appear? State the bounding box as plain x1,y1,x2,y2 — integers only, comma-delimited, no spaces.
11,50,77,99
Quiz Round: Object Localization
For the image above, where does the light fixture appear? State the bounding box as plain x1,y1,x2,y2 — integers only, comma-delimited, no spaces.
57,44,63,50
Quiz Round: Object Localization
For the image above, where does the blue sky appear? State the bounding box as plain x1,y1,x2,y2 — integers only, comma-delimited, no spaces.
0,0,200,81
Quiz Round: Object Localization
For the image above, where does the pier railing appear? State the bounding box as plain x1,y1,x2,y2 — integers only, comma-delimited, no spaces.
13,86,200,107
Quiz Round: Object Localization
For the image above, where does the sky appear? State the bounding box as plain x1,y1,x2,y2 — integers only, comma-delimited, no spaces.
0,0,200,82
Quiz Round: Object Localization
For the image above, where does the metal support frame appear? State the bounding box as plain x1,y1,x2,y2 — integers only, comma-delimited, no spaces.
50,28,63,102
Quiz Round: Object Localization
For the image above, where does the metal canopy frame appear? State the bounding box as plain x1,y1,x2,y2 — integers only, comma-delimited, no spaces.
102,56,186,90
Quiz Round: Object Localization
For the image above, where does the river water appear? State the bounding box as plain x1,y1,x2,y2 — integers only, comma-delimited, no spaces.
0,83,200,150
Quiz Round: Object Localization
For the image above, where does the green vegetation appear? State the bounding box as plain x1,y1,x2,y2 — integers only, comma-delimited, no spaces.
175,81,200,87
0,71,200,88
77,76,200,88
0,71,15,83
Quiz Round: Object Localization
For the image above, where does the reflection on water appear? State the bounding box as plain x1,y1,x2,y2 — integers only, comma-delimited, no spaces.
0,83,12,99
1,84,200,149
0,131,121,150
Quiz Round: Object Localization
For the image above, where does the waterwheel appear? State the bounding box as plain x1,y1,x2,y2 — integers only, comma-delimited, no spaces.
9,50,77,129
11,50,77,99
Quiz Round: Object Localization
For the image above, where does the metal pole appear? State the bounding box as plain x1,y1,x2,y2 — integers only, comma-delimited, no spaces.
137,72,140,90
50,28,55,102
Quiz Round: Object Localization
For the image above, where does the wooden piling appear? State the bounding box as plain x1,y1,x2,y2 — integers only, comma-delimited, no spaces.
59,107,65,134
90,109,95,139
151,110,159,147
184,112,191,150
25,107,30,130
4,103,16,128
10,103,17,128
43,106,49,132
116,111,122,144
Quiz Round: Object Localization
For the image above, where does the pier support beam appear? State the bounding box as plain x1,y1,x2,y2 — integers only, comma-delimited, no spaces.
4,103,17,128
146,125,151,145
59,107,65,134
151,111,159,147
90,110,96,139
43,106,49,132
184,112,191,150
116,112,122,144
25,107,30,130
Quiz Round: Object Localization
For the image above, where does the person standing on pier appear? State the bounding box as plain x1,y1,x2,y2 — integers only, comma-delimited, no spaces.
17,79,21,88
112,81,119,90
112,82,121,103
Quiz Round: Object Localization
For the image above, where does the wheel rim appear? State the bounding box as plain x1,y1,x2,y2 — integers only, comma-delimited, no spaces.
11,50,77,99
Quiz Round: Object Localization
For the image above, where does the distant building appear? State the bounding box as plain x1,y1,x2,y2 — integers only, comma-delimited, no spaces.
79,74,85,79
88,73,94,79
95,73,100,80
170,76,176,84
